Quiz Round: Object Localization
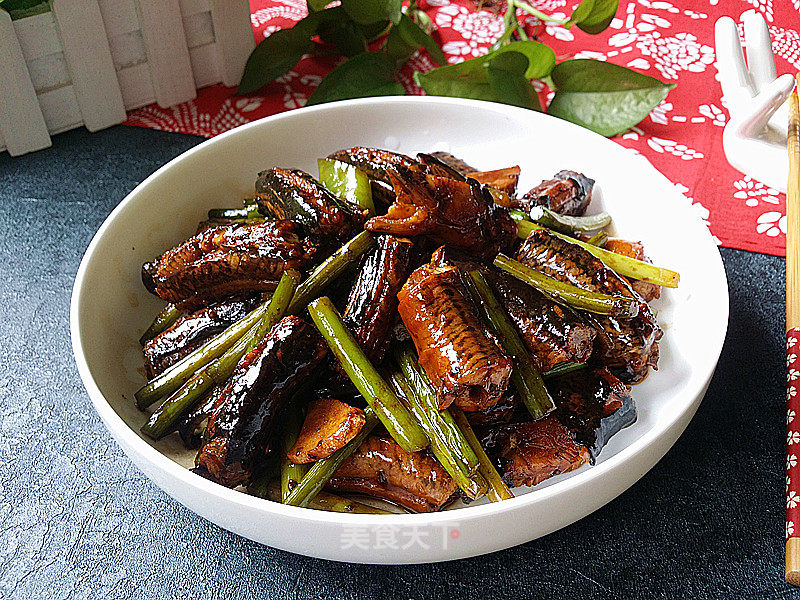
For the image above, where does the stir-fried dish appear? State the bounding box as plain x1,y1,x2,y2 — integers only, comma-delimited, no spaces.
135,147,680,514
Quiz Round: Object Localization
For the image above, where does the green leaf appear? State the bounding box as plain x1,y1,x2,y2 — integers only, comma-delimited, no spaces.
547,59,674,136
565,0,618,34
237,18,317,94
318,18,368,56
341,0,402,24
358,20,392,42
498,41,556,79
2,0,50,18
486,52,542,111
566,0,596,27
414,40,554,106
307,0,330,11
385,13,446,66
573,0,619,34
306,53,404,105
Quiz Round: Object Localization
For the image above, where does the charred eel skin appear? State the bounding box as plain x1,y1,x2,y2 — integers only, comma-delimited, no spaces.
255,168,367,243
195,316,327,488
515,170,595,216
143,296,260,378
485,270,596,374
516,229,661,383
342,234,414,365
142,220,317,311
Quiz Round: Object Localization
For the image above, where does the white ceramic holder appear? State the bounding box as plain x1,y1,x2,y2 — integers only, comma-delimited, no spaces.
0,0,254,156
715,11,796,193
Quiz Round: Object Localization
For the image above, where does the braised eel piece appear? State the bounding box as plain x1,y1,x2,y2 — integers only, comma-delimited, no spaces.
342,234,413,365
398,249,513,411
516,229,662,383
416,152,468,181
468,167,520,196
195,316,327,487
142,220,317,311
196,217,262,234
485,270,596,374
327,147,419,186
465,392,520,427
548,367,636,460
421,152,520,197
603,238,662,302
427,151,478,175
327,435,458,512
482,417,591,488
287,397,365,464
515,170,595,216
255,168,367,242
143,296,260,379
366,160,516,257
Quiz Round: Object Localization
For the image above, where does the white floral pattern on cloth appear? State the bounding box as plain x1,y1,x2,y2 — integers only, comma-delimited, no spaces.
435,4,505,60
755,211,787,237
769,25,800,68
127,97,262,137
251,0,308,36
788,330,800,539
123,0,800,257
734,176,781,207
748,0,775,22
634,32,715,79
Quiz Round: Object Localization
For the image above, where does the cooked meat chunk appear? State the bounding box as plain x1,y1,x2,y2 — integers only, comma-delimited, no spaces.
467,167,520,196
287,398,365,464
398,250,512,411
486,270,595,374
327,147,419,186
196,217,260,233
342,235,413,365
327,436,458,512
603,238,662,302
423,152,520,196
515,170,595,216
486,417,590,487
143,296,260,378
465,392,520,427
255,168,367,242
416,152,469,181
427,151,478,175
548,367,637,459
366,161,516,258
516,229,661,383
142,220,317,310
195,316,327,487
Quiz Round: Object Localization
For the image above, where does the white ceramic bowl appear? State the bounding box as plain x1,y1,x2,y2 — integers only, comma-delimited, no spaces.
70,97,728,564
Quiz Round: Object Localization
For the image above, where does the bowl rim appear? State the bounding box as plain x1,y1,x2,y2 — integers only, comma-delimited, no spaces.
70,95,729,527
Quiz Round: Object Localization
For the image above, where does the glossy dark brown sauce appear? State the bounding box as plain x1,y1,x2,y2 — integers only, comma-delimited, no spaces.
398,251,512,411
515,170,595,216
328,436,458,512
342,234,413,365
516,229,661,382
142,220,317,310
143,296,260,378
196,316,327,487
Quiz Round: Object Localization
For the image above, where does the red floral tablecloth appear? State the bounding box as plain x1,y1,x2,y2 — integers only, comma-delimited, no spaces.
125,0,800,257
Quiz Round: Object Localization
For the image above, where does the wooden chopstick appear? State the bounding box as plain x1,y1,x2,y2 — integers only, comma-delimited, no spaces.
786,74,800,586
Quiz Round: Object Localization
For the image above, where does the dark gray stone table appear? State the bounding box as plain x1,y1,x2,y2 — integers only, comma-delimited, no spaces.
0,125,792,599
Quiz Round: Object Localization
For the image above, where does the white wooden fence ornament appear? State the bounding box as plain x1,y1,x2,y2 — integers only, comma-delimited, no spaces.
0,0,255,156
